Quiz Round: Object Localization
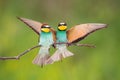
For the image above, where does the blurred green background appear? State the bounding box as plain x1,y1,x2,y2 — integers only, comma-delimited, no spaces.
0,0,120,80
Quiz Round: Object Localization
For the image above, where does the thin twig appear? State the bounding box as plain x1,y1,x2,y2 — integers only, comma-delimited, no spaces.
55,42,95,48
0,45,40,60
0,56,17,60
16,45,40,59
72,43,96,48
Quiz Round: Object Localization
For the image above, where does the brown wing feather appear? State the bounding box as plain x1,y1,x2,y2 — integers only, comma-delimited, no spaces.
17,17,42,35
50,28,56,42
67,23,107,43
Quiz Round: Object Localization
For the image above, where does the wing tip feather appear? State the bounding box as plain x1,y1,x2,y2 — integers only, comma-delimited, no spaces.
17,17,40,35
94,23,107,27
96,23,108,28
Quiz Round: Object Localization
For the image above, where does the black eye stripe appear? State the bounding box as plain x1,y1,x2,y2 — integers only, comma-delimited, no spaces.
41,25,51,28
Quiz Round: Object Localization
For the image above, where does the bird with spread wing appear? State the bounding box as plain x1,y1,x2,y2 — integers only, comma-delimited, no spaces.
47,22,107,64
0,17,107,67
17,17,107,66
18,17,56,67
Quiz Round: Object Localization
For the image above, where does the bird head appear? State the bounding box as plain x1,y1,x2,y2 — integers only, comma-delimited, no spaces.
58,22,67,31
41,24,51,33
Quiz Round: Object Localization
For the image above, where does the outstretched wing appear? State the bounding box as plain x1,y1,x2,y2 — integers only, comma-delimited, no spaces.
17,17,42,35
67,23,107,43
50,28,56,42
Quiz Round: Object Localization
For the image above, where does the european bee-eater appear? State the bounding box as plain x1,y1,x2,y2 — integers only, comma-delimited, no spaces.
32,24,55,67
47,22,74,63
18,17,56,67
47,22,107,64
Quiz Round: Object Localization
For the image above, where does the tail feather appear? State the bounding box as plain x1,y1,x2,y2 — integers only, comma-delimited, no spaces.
32,54,50,67
47,47,74,64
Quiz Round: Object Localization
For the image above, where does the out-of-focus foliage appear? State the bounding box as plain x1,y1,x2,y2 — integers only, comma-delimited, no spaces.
0,0,120,80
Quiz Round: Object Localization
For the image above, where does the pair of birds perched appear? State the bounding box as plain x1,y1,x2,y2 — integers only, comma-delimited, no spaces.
18,17,107,67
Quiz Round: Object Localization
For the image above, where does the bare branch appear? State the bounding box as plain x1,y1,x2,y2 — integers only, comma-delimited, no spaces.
0,56,18,60
72,43,96,48
55,42,95,48
16,45,40,59
0,45,40,60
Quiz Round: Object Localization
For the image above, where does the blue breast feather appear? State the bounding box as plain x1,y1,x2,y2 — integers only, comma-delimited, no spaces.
39,32,54,46
56,30,67,43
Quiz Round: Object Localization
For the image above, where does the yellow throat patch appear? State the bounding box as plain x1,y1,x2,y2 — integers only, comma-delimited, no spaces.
41,28,50,32
58,26,67,30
